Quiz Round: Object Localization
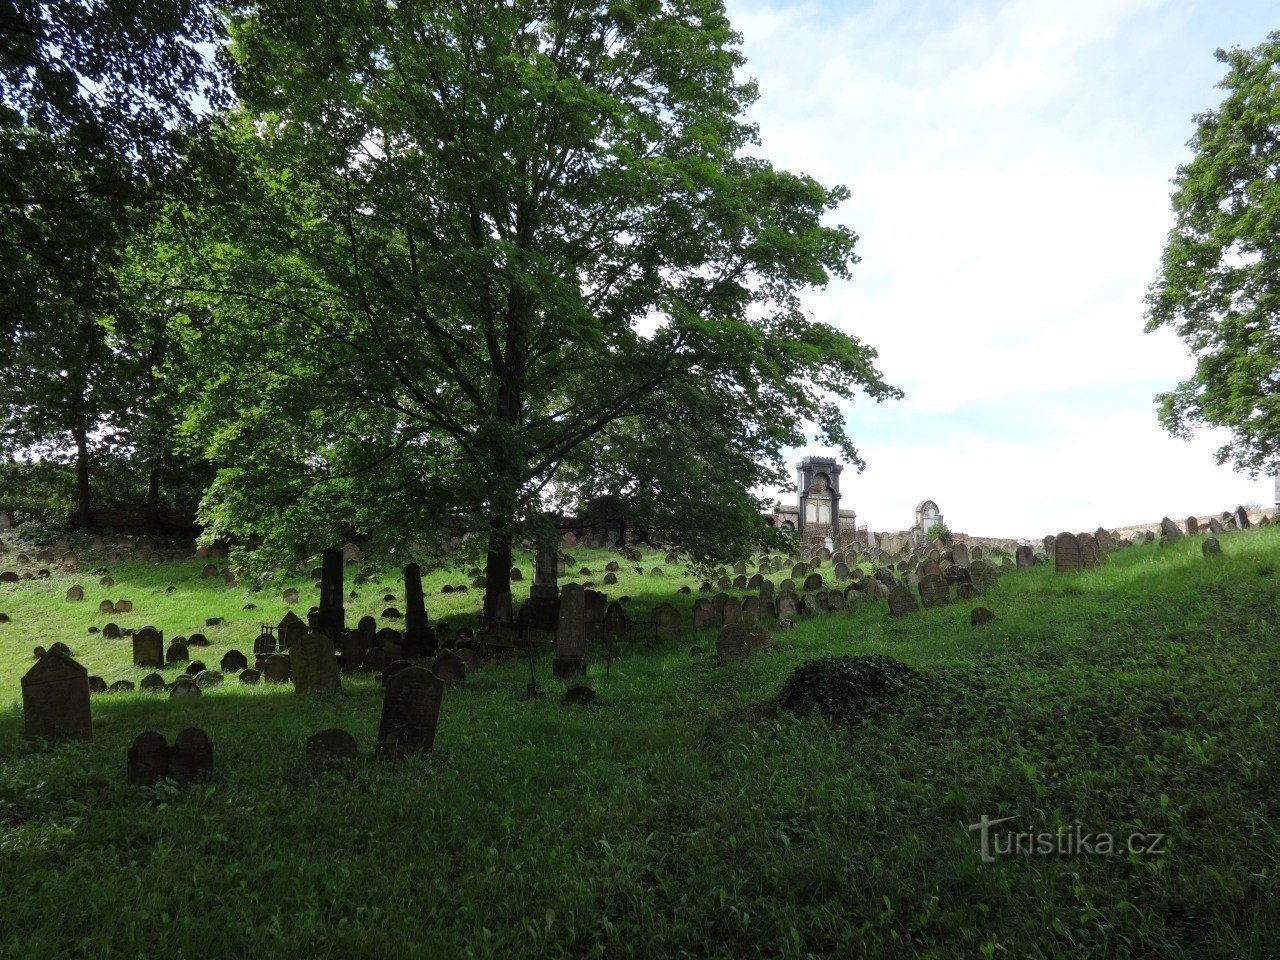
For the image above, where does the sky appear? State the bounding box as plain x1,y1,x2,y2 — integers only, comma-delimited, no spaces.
724,0,1278,537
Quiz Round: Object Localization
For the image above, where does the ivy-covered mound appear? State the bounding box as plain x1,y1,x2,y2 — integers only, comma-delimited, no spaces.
779,654,924,726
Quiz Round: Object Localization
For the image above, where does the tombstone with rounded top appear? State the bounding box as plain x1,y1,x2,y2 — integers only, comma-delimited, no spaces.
887,585,919,617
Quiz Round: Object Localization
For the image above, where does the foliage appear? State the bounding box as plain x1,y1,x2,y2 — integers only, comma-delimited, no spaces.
925,521,951,546
2,529,1279,956
1145,31,1280,474
778,654,923,726
169,0,900,603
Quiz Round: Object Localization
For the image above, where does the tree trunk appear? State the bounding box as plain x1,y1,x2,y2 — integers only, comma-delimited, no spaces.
72,427,92,527
144,467,162,529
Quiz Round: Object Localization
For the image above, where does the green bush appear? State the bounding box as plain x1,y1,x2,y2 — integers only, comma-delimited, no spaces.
925,521,952,546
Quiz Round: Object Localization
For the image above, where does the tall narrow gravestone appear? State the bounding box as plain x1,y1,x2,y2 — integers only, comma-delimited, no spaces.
313,547,345,641
401,563,436,659
375,666,444,761
278,611,307,651
133,631,164,669
22,649,91,741
1053,532,1082,573
292,634,342,694
520,534,561,631
554,583,587,678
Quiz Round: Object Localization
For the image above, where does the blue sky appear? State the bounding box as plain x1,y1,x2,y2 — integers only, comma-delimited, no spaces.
726,0,1278,537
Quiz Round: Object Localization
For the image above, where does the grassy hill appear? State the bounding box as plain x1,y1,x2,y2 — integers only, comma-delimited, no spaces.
1,531,1277,958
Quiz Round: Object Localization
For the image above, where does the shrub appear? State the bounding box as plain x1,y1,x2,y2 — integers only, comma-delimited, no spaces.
925,521,952,546
779,654,924,726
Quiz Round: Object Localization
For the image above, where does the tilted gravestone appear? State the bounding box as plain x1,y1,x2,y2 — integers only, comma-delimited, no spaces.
375,666,444,761
732,575,747,591
169,677,201,700
741,595,764,620
554,583,587,678
402,562,436,659
1236,506,1251,529
1159,517,1183,547
833,562,850,581
1053,532,1083,573
803,572,823,592
887,585,919,617
277,611,307,651
918,574,950,608
722,596,741,627
22,650,91,741
292,634,341,694
239,668,261,684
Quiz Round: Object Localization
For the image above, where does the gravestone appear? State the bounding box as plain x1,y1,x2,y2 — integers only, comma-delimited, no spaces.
741,595,763,620
775,591,799,620
194,670,223,689
278,611,307,650
1202,537,1221,557
169,677,201,700
140,673,165,693
307,728,359,768
314,547,346,641
887,585,919,617
652,604,681,636
127,731,171,786
833,562,850,580
803,572,823,592
187,632,208,647
375,666,444,761
283,588,300,604
169,728,214,784
262,653,292,683
1186,516,1200,536
253,633,276,657
21,655,91,742
732,575,747,590
201,563,219,579
968,560,998,594
360,648,389,672
554,583,587,678
824,589,845,611
1015,545,1034,569
239,668,261,684
1207,517,1224,534
220,650,248,673
715,624,748,665
402,562,437,659
166,642,189,665
1159,517,1183,547
1053,532,1083,573
693,598,716,631
65,585,83,602
970,607,996,628
918,574,949,608
1236,506,1251,529
292,634,341,694
1077,533,1101,569
133,632,164,669
431,649,467,687
722,596,741,627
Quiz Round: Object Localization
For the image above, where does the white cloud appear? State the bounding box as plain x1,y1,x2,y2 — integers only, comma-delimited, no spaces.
729,0,1276,534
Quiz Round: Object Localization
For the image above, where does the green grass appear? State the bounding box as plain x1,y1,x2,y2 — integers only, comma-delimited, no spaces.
1,531,1278,958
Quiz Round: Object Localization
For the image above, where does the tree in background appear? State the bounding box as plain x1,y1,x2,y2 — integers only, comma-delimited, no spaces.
1146,31,1280,475
0,0,225,525
925,522,951,547
170,0,900,618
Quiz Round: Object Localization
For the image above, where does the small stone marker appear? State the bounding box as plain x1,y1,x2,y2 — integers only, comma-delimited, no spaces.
970,607,996,628
918,574,950,608
88,676,107,694
65,585,83,602
109,680,136,693
169,728,214,784
375,666,444,761
239,668,261,684
220,650,248,673
98,599,115,614
307,728,358,768
652,603,681,636
140,673,165,692
1202,537,1221,557
716,624,748,664
133,632,164,669
166,642,189,665
563,684,596,706
430,648,467,687
169,678,201,700
195,670,223,689
283,588,300,604
292,634,341,694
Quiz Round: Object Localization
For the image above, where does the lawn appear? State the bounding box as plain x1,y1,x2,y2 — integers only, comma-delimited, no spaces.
1,530,1277,958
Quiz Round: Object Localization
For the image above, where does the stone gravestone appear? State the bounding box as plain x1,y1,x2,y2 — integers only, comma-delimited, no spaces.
652,604,681,636
169,728,214,784
554,583,587,678
278,611,307,650
307,728,359,768
803,572,823,592
165,641,189,665
169,677,201,700
721,596,741,627
1207,517,1224,534
431,649,467,687
693,598,716,631
402,562,437,659
292,634,341,694
775,591,799,620
1236,506,1251,529
1185,516,1200,536
968,560,998,594
715,624,748,665
1159,517,1183,547
220,650,248,673
22,650,91,741
127,731,171,786
1053,532,1083,573
887,585,919,617
1077,533,1101,569
917,574,950,608
65,585,83,602
970,607,996,628
1202,537,1221,557
262,653,291,683
133,631,164,669
314,547,346,641
375,666,444,761
1015,545,1034,569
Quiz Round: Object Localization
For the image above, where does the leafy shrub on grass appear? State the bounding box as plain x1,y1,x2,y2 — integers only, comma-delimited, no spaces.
779,654,924,727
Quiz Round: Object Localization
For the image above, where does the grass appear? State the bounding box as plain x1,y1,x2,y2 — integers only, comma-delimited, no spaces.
1,530,1278,958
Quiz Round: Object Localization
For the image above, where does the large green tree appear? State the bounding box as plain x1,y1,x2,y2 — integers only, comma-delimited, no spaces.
0,0,224,524
175,0,899,618
1146,31,1280,474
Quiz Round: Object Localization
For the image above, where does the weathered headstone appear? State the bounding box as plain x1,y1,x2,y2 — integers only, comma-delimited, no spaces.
169,728,213,784
715,624,748,665
314,547,346,641
693,598,716,631
277,611,307,650
887,585,919,617
1202,537,1221,557
133,631,164,669
292,634,341,694
554,583,587,678
431,648,467,687
65,585,83,603
262,653,292,683
169,677,201,700
127,731,170,786
652,604,681,636
1053,532,1082,573
220,650,248,673
375,666,444,761
917,573,950,608
307,728,359,768
165,641,189,665
970,607,996,628
968,560,998,594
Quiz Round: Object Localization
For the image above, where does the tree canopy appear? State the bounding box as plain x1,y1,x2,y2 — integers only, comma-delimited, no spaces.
1146,31,1280,475
168,0,899,613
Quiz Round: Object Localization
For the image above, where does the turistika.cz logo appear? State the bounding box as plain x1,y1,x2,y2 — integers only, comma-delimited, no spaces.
968,815,1168,863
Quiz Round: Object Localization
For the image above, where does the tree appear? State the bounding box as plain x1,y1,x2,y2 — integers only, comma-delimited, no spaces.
1146,31,1280,475
0,0,224,524
924,522,951,547
173,0,900,617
